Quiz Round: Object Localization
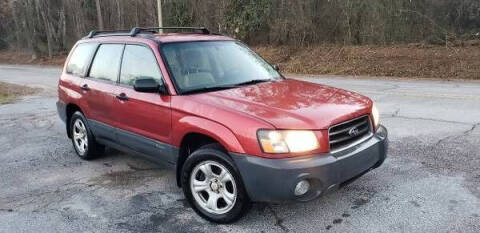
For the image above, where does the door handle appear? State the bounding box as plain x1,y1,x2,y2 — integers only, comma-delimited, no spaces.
116,93,129,101
81,84,90,91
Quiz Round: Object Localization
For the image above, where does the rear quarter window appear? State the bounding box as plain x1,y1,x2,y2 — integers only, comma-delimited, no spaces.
66,43,98,76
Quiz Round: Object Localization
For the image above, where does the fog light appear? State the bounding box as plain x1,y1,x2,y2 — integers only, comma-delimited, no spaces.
294,180,310,196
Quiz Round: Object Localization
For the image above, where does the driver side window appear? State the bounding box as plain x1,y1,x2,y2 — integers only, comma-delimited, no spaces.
120,45,163,86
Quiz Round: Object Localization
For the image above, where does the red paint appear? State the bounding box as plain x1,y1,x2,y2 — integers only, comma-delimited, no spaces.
58,34,374,159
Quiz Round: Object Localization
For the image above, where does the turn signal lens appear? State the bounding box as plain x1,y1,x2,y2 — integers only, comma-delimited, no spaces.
259,130,289,153
258,130,320,153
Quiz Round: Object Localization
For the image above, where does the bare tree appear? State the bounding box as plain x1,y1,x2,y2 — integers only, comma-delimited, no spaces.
95,0,104,30
1,0,479,56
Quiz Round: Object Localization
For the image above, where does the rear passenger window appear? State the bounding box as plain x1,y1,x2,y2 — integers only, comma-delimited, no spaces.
120,45,162,86
89,44,124,82
66,43,97,76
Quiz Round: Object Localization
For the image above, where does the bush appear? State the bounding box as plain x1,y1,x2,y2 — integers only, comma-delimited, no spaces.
224,0,272,41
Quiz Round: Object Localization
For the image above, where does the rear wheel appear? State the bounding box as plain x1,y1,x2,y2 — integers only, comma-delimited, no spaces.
181,144,250,223
70,111,104,160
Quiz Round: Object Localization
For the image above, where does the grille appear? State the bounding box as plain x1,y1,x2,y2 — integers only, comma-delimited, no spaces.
328,116,372,151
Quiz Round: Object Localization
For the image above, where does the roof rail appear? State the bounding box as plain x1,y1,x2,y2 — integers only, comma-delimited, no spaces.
129,27,210,36
86,29,132,38
86,26,210,39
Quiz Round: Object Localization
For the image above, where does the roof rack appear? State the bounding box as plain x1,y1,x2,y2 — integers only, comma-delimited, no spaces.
86,26,210,38
130,27,210,36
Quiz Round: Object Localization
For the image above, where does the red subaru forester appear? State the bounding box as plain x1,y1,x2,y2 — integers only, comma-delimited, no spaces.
57,27,388,223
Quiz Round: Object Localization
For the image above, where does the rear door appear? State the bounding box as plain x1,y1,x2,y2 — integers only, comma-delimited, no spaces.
59,42,98,118
111,44,173,163
83,43,124,140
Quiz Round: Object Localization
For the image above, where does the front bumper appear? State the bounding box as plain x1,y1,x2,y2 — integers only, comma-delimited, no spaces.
231,125,388,202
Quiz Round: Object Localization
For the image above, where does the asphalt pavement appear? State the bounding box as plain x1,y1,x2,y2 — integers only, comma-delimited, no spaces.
0,65,479,232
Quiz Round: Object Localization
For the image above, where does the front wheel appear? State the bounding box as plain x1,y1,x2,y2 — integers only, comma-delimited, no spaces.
181,144,250,223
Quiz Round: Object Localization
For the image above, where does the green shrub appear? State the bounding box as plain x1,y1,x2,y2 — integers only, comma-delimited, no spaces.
224,0,272,40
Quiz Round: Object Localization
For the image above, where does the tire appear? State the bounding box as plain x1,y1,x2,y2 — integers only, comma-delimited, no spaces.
69,111,104,160
181,144,251,223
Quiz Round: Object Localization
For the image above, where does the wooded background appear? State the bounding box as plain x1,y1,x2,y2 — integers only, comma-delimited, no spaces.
0,0,479,57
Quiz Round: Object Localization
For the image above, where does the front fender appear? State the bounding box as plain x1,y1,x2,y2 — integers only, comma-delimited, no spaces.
172,115,246,154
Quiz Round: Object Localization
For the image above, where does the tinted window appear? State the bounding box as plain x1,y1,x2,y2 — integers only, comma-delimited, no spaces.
120,45,163,86
66,43,97,76
89,44,124,82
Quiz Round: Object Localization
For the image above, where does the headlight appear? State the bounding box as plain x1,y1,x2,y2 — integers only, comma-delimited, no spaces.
257,130,320,153
372,103,380,129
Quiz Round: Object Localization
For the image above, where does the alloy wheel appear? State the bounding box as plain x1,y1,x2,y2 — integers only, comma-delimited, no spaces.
72,118,88,155
190,160,237,215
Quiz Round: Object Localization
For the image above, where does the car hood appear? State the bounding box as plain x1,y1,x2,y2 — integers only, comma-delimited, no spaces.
191,79,373,130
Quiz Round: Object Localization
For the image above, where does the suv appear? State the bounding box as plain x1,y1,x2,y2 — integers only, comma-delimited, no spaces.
57,27,388,223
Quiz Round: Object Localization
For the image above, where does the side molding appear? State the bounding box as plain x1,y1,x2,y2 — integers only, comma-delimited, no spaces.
88,119,179,166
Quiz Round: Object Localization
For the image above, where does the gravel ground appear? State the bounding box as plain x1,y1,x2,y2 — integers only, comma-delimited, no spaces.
0,65,479,233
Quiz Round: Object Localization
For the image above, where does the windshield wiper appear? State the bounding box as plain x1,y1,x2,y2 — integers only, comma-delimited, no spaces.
181,79,272,95
232,78,272,87
181,85,237,95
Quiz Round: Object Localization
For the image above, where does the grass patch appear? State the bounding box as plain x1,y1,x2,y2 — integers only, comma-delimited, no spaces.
0,82,39,105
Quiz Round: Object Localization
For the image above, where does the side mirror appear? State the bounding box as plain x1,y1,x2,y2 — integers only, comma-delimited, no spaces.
133,77,167,94
272,64,280,71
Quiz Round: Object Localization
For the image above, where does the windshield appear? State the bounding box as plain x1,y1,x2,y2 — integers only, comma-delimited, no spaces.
160,41,282,94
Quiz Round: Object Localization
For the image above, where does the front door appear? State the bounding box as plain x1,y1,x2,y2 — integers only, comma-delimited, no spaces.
111,44,173,163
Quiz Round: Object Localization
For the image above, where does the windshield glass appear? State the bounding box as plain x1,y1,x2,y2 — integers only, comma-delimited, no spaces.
160,41,282,94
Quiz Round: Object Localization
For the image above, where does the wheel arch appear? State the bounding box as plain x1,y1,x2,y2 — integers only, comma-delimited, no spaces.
176,132,234,187
65,103,83,138
174,115,246,187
